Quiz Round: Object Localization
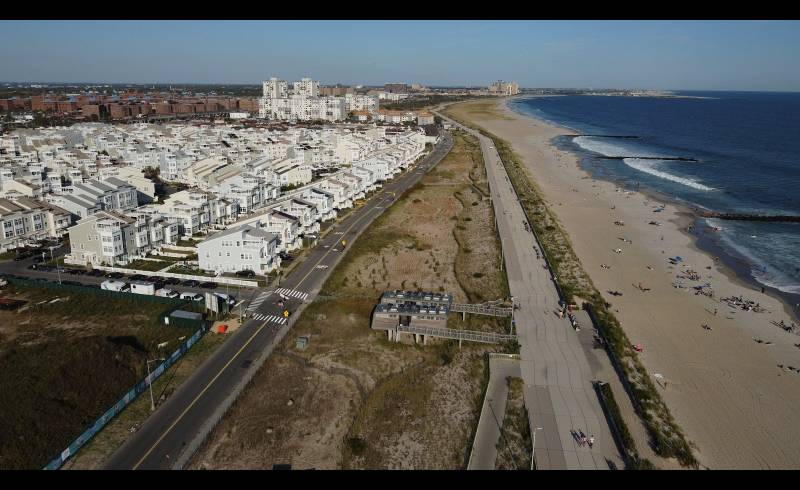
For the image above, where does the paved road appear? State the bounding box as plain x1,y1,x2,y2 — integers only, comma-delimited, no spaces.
98,131,454,470
469,356,521,470
436,110,623,470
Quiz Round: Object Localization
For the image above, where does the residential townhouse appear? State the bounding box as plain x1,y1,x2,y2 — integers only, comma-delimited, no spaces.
198,224,280,275
0,197,71,251
261,209,302,252
66,208,177,266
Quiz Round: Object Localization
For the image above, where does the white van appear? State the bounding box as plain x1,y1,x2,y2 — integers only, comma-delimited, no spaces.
101,279,129,292
180,292,203,302
155,288,179,298
130,281,155,295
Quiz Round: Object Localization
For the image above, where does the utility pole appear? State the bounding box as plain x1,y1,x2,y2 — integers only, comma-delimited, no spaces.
146,358,165,411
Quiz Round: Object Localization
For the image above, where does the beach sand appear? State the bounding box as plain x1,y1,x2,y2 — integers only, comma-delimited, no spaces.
450,98,800,469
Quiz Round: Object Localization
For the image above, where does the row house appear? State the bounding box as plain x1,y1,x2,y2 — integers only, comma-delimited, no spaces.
302,187,336,222
261,209,301,253
316,178,353,210
70,177,138,212
0,197,71,251
158,189,237,236
277,197,320,236
214,173,277,215
66,208,177,266
198,224,280,275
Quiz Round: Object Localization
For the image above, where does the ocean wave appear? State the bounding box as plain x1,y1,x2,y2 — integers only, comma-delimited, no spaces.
622,158,715,191
717,230,800,295
572,136,664,158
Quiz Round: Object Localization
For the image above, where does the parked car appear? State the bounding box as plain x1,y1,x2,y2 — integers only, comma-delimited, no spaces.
182,279,200,288
179,292,203,302
129,274,146,281
163,277,180,285
106,272,124,279
199,281,216,289
235,269,256,278
87,269,105,277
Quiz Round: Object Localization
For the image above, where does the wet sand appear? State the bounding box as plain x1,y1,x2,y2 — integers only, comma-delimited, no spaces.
452,98,800,469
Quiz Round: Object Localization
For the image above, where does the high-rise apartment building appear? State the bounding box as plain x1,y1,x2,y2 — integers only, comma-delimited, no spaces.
259,76,348,122
293,78,319,98
263,77,289,99
488,80,520,95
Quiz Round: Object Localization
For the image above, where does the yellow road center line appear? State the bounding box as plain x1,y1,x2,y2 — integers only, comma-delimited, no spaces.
132,320,269,469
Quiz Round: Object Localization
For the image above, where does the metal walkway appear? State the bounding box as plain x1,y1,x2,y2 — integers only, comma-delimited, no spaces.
450,303,513,317
397,325,517,344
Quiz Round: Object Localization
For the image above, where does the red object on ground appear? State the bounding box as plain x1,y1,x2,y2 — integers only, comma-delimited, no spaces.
217,325,228,334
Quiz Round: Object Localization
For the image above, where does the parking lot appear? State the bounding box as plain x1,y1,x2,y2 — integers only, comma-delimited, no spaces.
0,249,257,308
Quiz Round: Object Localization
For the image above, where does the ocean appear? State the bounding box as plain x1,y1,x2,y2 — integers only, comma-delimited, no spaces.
509,91,800,305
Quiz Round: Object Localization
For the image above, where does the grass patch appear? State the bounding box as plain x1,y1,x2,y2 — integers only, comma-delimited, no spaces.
0,282,194,469
125,259,171,272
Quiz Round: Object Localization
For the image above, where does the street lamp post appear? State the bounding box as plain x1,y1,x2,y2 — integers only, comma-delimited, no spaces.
531,427,543,470
146,358,165,411
49,246,61,284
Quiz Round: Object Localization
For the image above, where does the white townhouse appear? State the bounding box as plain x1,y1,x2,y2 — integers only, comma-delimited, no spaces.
278,197,320,235
353,157,391,182
198,224,280,275
214,173,277,215
336,172,366,200
302,187,336,222
261,209,302,252
316,178,353,210
0,197,71,252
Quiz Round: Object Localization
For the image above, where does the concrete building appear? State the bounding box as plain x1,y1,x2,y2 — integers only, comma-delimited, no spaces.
371,290,453,337
198,224,280,275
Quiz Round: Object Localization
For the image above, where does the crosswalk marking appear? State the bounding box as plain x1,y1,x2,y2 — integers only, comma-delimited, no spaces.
275,287,309,301
249,313,288,325
246,291,272,312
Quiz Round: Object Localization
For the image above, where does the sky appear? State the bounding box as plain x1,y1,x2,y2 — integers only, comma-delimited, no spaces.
1,20,799,91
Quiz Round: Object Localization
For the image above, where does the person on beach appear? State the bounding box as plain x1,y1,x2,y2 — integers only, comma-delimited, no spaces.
588,436,595,449
580,435,587,447
714,308,717,316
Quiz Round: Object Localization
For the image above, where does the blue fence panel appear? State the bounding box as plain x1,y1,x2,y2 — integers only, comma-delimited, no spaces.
43,326,206,470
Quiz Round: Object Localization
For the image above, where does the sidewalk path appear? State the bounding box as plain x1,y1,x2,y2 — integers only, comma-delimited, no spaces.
469,356,521,470
437,110,624,470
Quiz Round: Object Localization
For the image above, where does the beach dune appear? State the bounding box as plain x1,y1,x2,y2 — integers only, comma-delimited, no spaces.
448,98,800,469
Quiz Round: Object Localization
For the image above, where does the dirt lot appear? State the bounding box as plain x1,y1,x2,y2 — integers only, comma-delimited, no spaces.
190,131,513,469
0,282,196,469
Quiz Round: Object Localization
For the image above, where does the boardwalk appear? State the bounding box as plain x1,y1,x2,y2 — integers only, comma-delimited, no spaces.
437,109,624,470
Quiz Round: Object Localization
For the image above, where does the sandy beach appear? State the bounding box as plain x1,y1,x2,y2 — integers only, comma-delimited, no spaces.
451,98,800,469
